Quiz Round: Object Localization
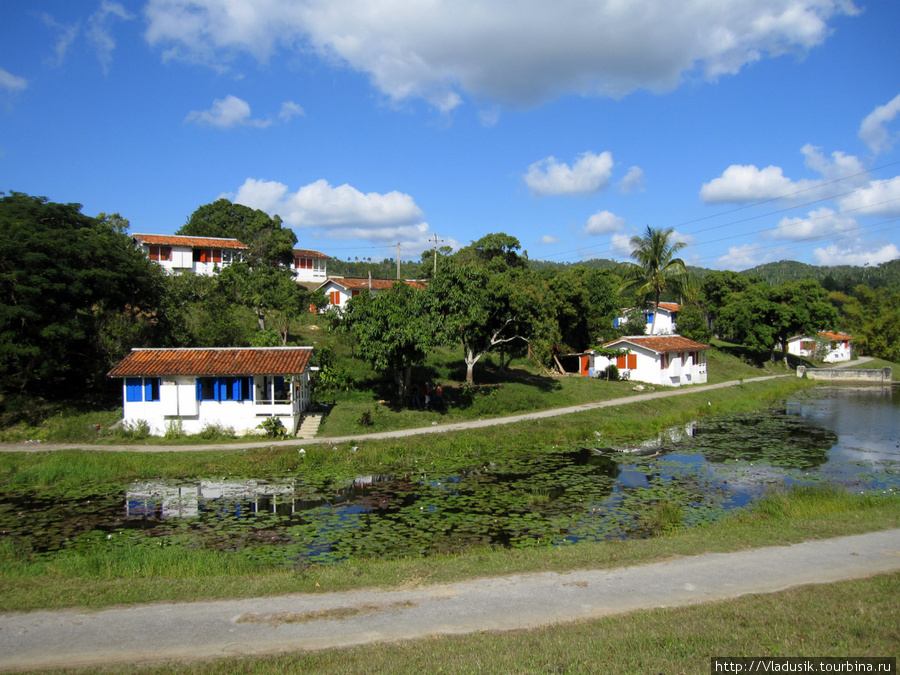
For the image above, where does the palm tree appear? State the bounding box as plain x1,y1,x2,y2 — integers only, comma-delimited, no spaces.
619,226,688,335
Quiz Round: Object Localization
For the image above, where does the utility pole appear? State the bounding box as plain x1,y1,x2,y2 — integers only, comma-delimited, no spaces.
432,233,444,275
396,242,401,280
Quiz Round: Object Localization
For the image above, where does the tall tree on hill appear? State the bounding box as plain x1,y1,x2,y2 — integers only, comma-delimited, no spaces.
179,198,297,267
618,226,688,334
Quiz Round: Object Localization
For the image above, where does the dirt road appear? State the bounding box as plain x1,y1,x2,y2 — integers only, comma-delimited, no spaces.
1,528,898,671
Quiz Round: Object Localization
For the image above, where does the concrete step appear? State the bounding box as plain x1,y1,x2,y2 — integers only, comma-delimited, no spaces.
295,412,324,439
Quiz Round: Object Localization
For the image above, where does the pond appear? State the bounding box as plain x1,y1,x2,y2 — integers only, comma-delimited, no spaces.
2,386,898,565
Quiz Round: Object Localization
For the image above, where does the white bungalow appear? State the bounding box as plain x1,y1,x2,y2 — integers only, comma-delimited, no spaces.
594,335,710,387
786,332,853,363
132,234,248,276
107,347,317,436
614,302,680,335
315,277,428,311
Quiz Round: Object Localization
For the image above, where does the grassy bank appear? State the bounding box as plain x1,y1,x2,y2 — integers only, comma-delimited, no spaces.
0,378,812,495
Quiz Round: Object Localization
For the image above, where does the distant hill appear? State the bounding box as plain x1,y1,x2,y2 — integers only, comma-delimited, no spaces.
740,258,900,291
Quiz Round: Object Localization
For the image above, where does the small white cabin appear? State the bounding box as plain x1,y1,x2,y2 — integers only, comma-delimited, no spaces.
108,347,317,436
594,335,710,387
786,332,853,363
315,277,428,311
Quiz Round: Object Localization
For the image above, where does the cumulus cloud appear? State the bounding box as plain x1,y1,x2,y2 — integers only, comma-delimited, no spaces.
859,93,900,155
0,68,27,91
609,233,634,258
812,242,900,266
539,235,560,245
584,210,625,236
837,176,900,216
231,177,426,231
525,151,614,196
143,0,858,109
700,145,868,205
186,95,301,128
769,207,858,240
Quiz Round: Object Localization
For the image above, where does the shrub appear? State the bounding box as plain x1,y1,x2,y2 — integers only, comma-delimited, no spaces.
603,364,620,381
257,417,287,438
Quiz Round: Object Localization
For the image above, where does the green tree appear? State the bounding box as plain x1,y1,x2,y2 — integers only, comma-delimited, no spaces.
546,267,620,351
767,279,838,364
0,192,164,404
333,282,440,401
618,226,688,334
673,304,712,344
431,254,554,384
179,198,297,266
831,286,900,362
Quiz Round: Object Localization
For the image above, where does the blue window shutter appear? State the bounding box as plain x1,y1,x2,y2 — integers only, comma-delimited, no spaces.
232,377,240,400
126,378,143,402
144,378,160,402
196,379,202,401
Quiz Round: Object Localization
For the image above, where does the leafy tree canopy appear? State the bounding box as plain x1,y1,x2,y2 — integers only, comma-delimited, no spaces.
179,198,297,266
0,192,164,404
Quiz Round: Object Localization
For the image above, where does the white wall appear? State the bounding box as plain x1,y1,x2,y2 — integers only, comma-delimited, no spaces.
121,374,308,436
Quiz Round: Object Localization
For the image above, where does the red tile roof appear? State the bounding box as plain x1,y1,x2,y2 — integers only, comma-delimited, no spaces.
293,248,329,259
620,302,680,313
108,347,314,377
133,234,249,249
818,331,853,341
603,336,710,353
320,277,428,292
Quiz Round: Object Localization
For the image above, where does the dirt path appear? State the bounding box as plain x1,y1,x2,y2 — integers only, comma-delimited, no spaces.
0,374,790,453
1,528,898,672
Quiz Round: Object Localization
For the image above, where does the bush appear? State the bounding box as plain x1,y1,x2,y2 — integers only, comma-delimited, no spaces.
119,419,150,440
257,416,287,438
603,364,620,381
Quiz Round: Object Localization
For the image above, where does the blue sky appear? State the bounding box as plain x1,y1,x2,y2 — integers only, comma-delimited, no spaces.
2,0,899,270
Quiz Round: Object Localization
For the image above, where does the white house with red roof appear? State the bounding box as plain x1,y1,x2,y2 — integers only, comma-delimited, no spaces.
291,248,329,285
614,302,680,335
786,332,853,363
134,234,329,282
594,335,710,386
107,347,317,436
132,234,248,276
315,277,428,311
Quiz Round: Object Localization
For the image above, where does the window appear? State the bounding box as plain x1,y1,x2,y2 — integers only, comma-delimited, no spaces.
193,248,215,263
295,256,313,269
126,377,160,402
148,246,171,261
197,377,251,402
801,341,816,351
351,290,361,298
329,290,341,305
212,249,222,263
661,353,669,370
616,354,637,369
255,376,291,404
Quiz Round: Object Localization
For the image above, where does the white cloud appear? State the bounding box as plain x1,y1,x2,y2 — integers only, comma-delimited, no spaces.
539,235,560,245
700,145,867,204
525,151,614,197
186,95,301,128
231,177,426,232
769,207,858,240
144,0,858,109
0,68,27,91
42,13,79,66
584,210,625,236
812,242,900,266
837,176,900,216
859,93,900,155
618,166,645,194
87,1,134,74
716,244,769,271
278,101,304,121
609,233,633,258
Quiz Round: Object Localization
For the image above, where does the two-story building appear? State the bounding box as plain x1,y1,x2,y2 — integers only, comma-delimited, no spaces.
132,234,248,276
134,234,329,281
614,302,680,335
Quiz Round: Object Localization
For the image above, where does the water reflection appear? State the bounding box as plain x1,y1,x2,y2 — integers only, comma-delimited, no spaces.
2,387,897,562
